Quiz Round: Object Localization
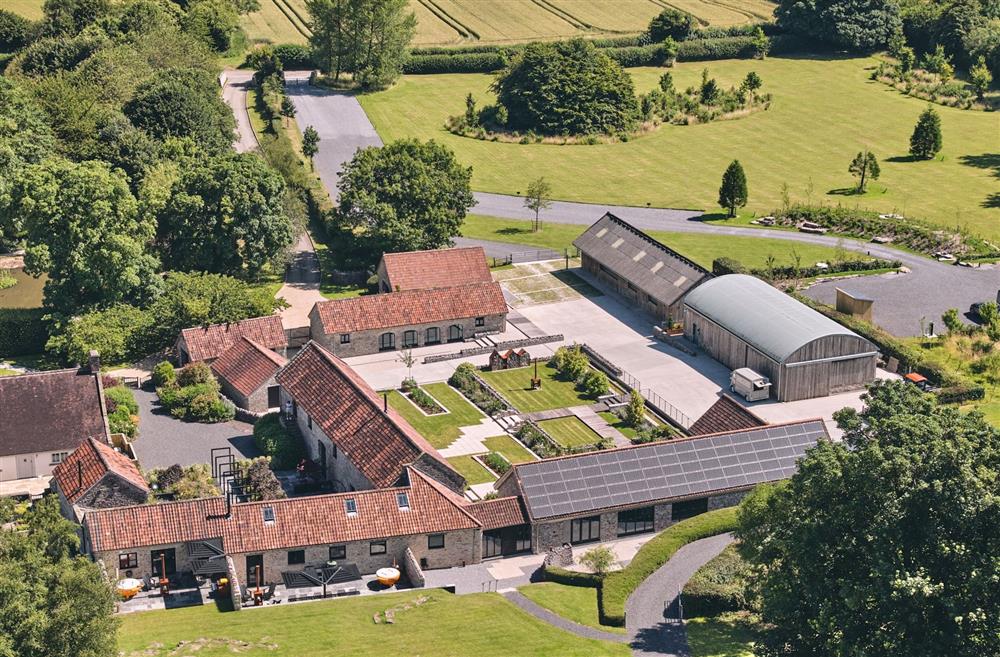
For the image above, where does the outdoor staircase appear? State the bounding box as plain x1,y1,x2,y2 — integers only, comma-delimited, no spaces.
494,414,521,430
473,334,497,349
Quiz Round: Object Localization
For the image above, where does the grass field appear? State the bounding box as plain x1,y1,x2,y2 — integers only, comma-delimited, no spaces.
118,590,629,657
241,0,309,45
538,416,604,447
480,362,593,412
483,434,537,462
518,582,628,634
445,454,497,484
686,613,758,657
6,0,44,19
463,215,852,270
360,56,1000,240
386,383,484,449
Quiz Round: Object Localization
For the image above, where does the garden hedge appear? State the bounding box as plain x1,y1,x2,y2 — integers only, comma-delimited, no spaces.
677,36,758,61
0,308,47,356
680,544,751,616
600,507,739,626
542,566,603,588
935,384,986,404
403,52,505,74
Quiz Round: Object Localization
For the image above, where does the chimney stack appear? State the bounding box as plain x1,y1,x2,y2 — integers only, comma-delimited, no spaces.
88,350,101,374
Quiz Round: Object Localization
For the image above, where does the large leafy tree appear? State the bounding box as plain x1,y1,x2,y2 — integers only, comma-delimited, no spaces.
124,68,235,152
737,379,1000,657
306,0,415,89
156,153,293,278
0,495,119,657
647,7,697,41
776,0,901,50
335,138,474,263
10,158,161,315
493,38,640,136
42,0,111,35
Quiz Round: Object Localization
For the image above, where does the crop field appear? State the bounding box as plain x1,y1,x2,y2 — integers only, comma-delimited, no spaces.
241,0,774,49
7,0,44,19
360,56,1000,241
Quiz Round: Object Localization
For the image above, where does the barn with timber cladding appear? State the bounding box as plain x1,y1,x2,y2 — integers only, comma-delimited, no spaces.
682,275,879,402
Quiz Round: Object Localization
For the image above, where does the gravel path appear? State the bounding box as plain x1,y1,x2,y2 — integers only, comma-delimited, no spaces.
502,591,630,644
626,533,735,657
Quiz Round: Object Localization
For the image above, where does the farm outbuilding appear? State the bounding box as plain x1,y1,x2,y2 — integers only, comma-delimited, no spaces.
682,275,878,402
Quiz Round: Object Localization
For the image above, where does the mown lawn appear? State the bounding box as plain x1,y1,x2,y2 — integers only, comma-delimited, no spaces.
463,215,854,271
518,583,627,635
687,613,758,657
538,416,604,448
118,590,629,657
598,411,640,440
359,56,1000,240
483,434,536,463
480,362,593,412
387,383,483,449
445,454,496,484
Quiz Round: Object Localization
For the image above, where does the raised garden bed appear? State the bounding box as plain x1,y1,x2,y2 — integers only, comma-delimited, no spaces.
404,386,446,415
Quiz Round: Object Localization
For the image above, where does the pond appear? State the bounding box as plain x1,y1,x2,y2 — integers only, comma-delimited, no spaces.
0,268,45,309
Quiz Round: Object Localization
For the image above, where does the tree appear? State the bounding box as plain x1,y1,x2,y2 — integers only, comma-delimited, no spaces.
580,370,610,398
970,55,993,99
280,95,297,127
579,545,616,575
335,139,474,262
42,0,111,35
464,92,477,125
910,106,943,159
306,0,415,89
182,0,240,51
0,9,33,51
0,495,119,657
492,39,640,136
523,176,553,232
302,125,320,170
124,68,235,152
775,0,901,50
848,150,880,191
625,389,646,428
750,25,770,58
10,159,161,316
742,71,763,93
718,159,748,217
647,7,696,41
941,308,963,334
156,153,294,278
737,380,1000,657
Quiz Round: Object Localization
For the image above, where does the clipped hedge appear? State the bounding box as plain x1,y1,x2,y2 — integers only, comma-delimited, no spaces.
543,566,603,588
935,384,986,404
403,51,505,74
0,308,47,357
681,544,751,616
712,257,747,276
600,507,738,626
677,36,758,61
604,43,674,68
752,257,901,280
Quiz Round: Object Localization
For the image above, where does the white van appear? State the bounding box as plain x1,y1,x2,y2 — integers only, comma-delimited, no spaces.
730,368,771,402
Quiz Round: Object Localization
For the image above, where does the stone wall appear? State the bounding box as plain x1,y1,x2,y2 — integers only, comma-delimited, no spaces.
402,547,425,588
219,374,278,414
312,313,506,359
708,490,748,511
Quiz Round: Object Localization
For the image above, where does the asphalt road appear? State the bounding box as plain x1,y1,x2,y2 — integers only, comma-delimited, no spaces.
222,70,258,153
266,85,999,337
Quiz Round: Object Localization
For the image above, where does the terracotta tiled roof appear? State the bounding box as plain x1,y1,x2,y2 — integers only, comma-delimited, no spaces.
311,282,507,335
0,368,108,458
469,496,528,530
381,246,492,292
84,467,480,554
52,438,148,504
210,338,287,398
274,342,461,489
178,316,287,362
688,394,767,436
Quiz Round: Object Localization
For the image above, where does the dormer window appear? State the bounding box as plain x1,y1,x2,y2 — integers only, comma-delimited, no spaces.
344,498,357,515
396,492,409,510
262,506,275,524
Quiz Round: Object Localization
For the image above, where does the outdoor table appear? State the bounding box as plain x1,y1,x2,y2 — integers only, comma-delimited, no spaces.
376,567,400,587
116,578,143,600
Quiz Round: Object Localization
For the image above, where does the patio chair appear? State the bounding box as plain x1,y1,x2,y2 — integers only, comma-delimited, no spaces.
263,583,276,601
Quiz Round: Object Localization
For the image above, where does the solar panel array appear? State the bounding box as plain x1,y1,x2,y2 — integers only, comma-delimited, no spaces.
516,420,827,520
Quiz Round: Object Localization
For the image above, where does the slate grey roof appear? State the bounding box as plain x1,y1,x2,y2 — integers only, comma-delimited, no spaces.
683,274,871,363
573,213,710,307
510,419,828,521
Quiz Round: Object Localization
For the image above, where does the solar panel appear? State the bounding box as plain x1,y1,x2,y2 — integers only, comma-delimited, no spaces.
515,421,827,519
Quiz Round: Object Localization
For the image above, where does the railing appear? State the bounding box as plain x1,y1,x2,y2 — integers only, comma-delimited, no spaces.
422,334,564,363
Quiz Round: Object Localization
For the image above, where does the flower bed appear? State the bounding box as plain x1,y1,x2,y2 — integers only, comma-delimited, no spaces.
406,386,446,415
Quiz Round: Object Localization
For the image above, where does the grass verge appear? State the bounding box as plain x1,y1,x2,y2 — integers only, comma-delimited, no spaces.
445,454,496,485
518,582,628,635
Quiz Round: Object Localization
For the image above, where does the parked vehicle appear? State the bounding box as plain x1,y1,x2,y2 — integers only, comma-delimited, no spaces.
730,368,771,402
903,372,935,392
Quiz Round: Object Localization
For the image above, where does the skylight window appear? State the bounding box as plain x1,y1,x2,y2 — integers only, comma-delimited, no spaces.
344,498,357,515
396,492,409,510
262,506,275,524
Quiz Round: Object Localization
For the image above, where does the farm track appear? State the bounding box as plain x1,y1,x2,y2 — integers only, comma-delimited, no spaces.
421,0,479,39
271,0,310,37
279,0,312,33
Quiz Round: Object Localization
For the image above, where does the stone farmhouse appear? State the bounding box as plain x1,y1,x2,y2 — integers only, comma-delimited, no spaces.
210,337,288,413
308,282,507,358
376,246,493,293
275,341,466,494
51,437,149,523
0,355,109,484
175,315,288,365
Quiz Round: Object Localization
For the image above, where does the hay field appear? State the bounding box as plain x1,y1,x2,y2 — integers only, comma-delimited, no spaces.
6,0,44,20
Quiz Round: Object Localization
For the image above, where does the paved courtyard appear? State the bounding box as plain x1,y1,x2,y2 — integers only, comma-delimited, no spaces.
131,389,260,471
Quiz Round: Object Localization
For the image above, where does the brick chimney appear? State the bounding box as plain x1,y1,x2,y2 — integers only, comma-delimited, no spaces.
88,350,101,374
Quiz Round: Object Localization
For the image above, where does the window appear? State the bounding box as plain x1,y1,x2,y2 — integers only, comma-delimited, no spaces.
570,516,601,544
118,552,138,569
396,492,409,510
329,545,346,561
344,498,357,515
340,333,350,344
428,533,445,550
50,452,68,464
379,332,395,351
671,498,709,522
425,327,440,344
262,506,276,524
287,549,305,565
475,316,485,327
306,413,312,430
370,541,387,555
617,507,655,537
448,325,463,342
403,330,417,348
